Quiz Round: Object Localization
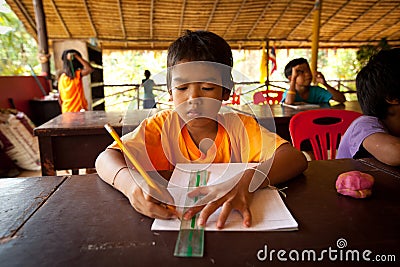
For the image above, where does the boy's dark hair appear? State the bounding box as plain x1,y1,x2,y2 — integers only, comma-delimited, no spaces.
356,48,400,119
167,30,233,91
61,49,83,79
284,58,308,79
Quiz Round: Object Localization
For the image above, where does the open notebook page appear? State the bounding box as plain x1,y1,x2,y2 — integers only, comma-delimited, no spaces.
151,163,298,232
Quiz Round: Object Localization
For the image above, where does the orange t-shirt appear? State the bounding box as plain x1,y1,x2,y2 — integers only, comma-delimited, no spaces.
58,70,88,113
109,110,288,172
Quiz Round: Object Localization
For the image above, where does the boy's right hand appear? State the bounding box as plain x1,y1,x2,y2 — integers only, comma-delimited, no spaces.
290,65,302,83
127,174,178,220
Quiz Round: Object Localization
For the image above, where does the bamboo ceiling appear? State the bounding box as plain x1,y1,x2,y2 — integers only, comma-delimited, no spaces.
6,0,400,50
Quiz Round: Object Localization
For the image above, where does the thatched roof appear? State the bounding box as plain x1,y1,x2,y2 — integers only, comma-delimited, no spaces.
6,0,400,50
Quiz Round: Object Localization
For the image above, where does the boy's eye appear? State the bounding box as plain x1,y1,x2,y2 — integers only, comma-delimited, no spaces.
202,87,214,91
174,86,187,91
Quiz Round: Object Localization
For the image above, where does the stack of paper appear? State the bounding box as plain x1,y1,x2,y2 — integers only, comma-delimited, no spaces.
281,102,320,110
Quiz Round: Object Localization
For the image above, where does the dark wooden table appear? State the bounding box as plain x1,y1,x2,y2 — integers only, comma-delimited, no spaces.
33,109,157,176
1,159,398,266
34,103,361,176
29,98,61,126
231,101,362,141
358,157,400,178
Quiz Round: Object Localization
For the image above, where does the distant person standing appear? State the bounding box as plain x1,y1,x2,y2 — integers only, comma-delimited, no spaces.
142,70,156,109
58,49,93,113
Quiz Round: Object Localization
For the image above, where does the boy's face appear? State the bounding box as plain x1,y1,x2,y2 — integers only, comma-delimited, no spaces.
290,62,312,88
169,61,231,125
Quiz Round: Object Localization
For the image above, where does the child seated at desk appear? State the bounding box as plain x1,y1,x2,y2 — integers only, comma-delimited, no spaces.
337,48,400,166
95,30,307,229
282,58,346,104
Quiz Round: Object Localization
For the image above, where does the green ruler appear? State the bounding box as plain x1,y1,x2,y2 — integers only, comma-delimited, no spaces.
174,170,208,257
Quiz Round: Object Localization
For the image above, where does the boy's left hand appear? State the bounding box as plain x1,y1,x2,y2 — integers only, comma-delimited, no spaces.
182,168,256,229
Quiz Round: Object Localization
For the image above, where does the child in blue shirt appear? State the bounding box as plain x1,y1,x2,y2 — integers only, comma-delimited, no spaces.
282,58,346,104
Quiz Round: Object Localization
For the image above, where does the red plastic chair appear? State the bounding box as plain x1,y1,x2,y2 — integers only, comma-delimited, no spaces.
253,90,283,105
289,109,362,160
231,91,241,105
230,86,242,105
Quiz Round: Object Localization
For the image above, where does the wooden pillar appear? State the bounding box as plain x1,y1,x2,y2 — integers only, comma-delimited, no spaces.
265,40,270,87
311,0,322,84
33,0,51,80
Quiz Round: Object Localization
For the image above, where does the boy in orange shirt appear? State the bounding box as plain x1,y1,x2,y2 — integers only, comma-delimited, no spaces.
95,30,307,229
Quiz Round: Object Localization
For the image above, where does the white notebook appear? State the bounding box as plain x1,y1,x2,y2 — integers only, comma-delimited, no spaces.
151,163,298,232
282,102,320,110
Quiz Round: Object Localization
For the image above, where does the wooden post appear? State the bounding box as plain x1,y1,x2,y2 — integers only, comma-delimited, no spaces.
137,86,140,109
32,0,51,80
266,40,270,87
311,0,322,84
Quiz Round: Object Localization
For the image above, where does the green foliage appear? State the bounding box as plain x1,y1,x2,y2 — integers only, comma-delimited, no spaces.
356,38,391,70
0,2,39,75
103,50,168,111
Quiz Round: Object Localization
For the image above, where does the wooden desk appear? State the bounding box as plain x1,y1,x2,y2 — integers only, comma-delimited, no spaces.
0,176,65,240
231,101,361,141
359,157,400,178
29,98,61,126
34,109,157,176
1,159,398,266
34,103,361,176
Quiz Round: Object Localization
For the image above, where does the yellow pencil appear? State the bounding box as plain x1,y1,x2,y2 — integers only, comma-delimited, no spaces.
104,123,177,214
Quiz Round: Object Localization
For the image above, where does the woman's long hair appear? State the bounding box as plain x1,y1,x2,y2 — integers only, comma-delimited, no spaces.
61,49,83,79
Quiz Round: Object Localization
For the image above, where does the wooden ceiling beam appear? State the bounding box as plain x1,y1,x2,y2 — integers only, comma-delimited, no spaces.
370,20,400,41
150,0,154,48
351,2,400,41
97,36,400,50
285,5,314,40
387,30,400,40
50,0,71,38
246,0,273,39
178,0,187,36
149,0,154,39
265,0,291,38
205,0,219,31
7,0,400,50
117,0,126,39
306,0,351,40
223,0,246,38
329,0,380,41
13,0,37,35
83,0,97,37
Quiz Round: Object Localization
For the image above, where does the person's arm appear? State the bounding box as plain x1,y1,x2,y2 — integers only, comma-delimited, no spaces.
69,53,94,77
363,133,400,166
95,148,177,219
184,143,307,229
258,143,308,185
315,72,346,103
284,66,300,104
